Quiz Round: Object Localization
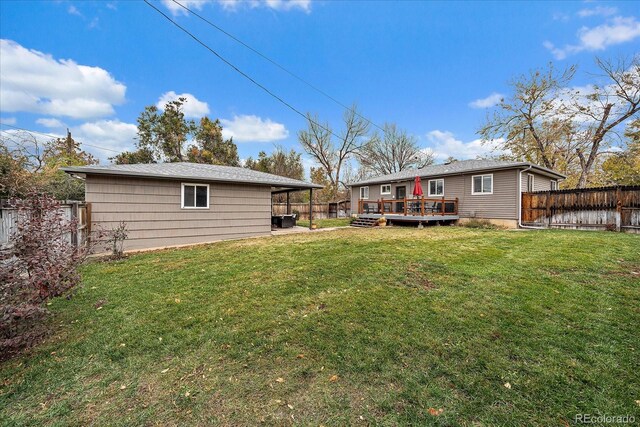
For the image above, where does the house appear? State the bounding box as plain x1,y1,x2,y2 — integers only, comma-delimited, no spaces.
349,159,566,228
62,163,322,251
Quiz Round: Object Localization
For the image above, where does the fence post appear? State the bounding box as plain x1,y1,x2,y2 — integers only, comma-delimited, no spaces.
615,187,622,232
546,191,552,228
70,202,78,247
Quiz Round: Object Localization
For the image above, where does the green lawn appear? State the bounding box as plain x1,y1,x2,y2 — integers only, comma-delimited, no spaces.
1,228,639,426
296,217,352,228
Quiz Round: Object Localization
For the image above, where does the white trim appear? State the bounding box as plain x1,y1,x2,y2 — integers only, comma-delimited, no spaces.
550,180,558,191
360,186,369,199
471,174,493,195
427,178,444,197
181,182,210,209
380,184,391,195
527,173,535,192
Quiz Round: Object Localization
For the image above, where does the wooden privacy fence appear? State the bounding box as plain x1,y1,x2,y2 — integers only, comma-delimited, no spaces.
0,201,90,249
272,202,350,220
521,186,640,233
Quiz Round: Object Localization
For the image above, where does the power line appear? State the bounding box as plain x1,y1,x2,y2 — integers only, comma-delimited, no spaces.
169,0,386,133
0,122,122,154
144,0,348,142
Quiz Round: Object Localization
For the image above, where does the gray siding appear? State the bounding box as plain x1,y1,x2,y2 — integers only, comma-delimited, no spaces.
521,171,557,192
352,169,522,220
86,176,271,251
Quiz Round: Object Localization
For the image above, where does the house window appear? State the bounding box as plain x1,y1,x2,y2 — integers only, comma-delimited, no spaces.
550,180,558,191
428,179,444,197
360,186,369,199
472,174,493,195
182,183,209,209
527,174,535,192
380,184,391,195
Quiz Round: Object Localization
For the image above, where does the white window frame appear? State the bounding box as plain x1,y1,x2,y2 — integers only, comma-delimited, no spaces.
427,179,444,197
550,180,558,191
471,174,493,195
380,184,391,195
360,186,369,199
527,174,535,192
181,182,210,209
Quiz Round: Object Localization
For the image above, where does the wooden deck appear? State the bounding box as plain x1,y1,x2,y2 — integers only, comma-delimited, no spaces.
357,197,459,223
359,213,459,222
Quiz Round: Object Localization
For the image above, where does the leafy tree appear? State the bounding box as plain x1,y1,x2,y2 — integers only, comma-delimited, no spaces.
137,97,197,162
298,104,370,200
310,166,335,203
187,117,240,166
1,142,31,199
601,118,640,185
357,123,434,175
109,147,156,165
40,130,97,200
1,130,96,200
246,147,306,202
479,57,640,188
245,146,304,180
117,99,241,166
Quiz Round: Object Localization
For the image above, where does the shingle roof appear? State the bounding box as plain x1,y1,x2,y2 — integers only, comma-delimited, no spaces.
348,159,565,186
61,162,323,189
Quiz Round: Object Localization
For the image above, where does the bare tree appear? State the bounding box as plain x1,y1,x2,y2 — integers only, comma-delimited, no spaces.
298,104,370,200
480,57,640,188
357,123,434,175
573,57,640,187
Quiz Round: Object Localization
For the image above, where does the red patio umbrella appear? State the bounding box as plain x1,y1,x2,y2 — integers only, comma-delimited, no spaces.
413,176,424,197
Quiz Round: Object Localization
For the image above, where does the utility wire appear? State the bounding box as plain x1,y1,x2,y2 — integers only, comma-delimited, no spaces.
0,122,122,154
144,0,347,142
169,0,385,133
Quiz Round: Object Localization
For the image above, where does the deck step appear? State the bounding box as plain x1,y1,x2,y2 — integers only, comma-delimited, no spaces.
350,218,377,228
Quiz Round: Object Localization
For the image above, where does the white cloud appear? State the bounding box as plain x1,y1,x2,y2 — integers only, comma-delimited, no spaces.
264,0,311,12
0,117,17,125
68,5,82,16
544,16,640,60
220,115,288,142
469,92,504,109
577,6,617,18
161,0,211,14
161,0,311,14
156,91,210,118
36,118,65,128
72,119,138,160
425,130,506,161
0,39,126,119
552,12,571,22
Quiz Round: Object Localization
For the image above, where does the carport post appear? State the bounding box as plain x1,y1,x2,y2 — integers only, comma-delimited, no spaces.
286,191,291,215
309,188,313,229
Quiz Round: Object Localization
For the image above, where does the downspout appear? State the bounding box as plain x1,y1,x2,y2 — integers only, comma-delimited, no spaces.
518,165,546,230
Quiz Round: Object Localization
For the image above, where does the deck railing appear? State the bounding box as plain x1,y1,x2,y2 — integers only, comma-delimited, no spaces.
358,197,458,216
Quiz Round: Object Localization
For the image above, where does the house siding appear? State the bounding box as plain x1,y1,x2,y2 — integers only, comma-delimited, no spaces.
521,171,557,192
352,169,522,220
86,175,271,251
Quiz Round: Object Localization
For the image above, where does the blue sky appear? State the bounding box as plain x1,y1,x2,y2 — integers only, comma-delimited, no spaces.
1,0,639,171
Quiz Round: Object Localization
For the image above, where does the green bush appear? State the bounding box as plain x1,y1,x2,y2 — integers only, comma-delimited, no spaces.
460,219,498,229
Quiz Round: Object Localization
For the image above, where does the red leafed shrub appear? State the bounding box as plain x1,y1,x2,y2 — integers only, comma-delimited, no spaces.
0,192,95,358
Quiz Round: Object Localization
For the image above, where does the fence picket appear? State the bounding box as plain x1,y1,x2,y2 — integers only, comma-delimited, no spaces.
521,186,640,233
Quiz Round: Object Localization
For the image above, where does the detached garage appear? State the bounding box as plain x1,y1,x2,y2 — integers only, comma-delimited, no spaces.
62,162,322,251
